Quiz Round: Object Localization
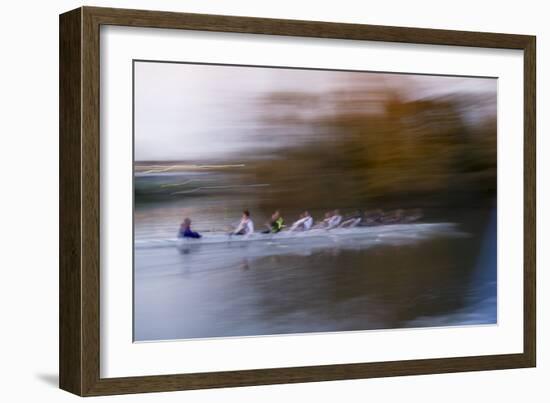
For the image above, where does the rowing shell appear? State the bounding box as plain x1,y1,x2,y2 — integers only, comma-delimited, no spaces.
133,223,466,252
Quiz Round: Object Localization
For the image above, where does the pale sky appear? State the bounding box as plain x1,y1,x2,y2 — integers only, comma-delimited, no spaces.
134,61,496,162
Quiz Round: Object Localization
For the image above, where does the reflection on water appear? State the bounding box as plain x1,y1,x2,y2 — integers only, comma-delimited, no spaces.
134,202,496,341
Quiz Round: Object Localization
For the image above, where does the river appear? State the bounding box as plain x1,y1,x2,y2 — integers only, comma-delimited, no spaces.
133,196,496,341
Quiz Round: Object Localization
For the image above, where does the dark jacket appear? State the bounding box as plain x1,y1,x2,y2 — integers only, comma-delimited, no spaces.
179,227,202,239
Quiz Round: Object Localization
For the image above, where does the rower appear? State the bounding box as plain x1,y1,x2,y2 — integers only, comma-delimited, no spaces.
263,210,284,234
340,211,362,228
403,208,423,223
363,209,384,226
290,211,313,231
326,209,342,229
313,211,332,229
384,209,404,224
178,217,202,239
232,210,255,235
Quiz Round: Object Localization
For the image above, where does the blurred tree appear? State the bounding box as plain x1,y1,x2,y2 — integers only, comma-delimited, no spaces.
250,85,496,213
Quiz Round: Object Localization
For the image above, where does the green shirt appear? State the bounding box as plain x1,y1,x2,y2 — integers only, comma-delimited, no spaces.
271,217,284,233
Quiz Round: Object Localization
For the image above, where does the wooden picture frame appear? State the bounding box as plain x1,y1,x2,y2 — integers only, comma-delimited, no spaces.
59,6,536,396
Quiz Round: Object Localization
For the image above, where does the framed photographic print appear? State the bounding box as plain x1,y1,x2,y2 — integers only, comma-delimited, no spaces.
59,6,536,396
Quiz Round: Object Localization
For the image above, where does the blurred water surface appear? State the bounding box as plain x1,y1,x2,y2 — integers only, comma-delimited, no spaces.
134,193,496,341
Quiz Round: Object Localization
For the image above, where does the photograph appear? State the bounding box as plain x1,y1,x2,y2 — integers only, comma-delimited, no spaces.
133,60,497,342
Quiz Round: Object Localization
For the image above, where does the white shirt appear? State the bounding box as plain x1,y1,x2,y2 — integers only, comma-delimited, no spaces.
303,216,313,230
245,219,254,234
291,215,313,231
327,215,342,229
234,218,254,235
